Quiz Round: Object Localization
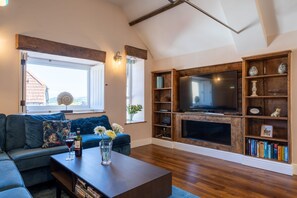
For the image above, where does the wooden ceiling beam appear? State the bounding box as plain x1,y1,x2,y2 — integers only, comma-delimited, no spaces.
129,0,184,26
16,34,106,62
129,0,240,34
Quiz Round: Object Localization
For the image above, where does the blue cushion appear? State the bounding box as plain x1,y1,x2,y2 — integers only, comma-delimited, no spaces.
82,133,131,149
70,115,112,135
0,114,6,151
42,120,71,148
24,113,65,149
0,160,25,191
7,146,68,172
6,115,26,151
0,187,32,198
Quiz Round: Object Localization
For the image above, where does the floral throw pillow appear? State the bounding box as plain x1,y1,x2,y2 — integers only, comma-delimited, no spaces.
42,120,71,148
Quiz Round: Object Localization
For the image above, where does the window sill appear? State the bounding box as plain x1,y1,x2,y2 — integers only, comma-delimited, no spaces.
64,110,106,115
26,110,105,115
125,120,147,125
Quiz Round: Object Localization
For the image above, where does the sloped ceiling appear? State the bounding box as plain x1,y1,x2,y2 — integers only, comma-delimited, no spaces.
107,0,297,60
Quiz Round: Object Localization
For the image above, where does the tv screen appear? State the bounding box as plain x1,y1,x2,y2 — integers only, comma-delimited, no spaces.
179,71,238,112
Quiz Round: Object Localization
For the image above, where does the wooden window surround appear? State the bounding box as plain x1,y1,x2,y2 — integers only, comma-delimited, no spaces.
15,34,106,62
124,45,147,60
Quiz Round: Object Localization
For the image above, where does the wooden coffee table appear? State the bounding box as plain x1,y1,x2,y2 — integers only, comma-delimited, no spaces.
50,147,172,198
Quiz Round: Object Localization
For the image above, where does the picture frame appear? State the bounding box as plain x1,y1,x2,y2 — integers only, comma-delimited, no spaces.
247,106,262,115
260,125,273,138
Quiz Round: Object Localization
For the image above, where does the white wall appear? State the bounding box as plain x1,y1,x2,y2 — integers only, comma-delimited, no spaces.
0,0,152,143
154,30,297,164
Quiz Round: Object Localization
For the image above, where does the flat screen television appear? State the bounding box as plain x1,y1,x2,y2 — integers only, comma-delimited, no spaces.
179,71,238,112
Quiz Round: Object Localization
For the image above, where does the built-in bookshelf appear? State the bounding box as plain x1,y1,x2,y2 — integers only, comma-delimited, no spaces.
152,69,177,140
242,51,291,163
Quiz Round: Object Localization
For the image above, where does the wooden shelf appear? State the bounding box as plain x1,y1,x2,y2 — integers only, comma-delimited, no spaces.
154,124,172,128
245,96,288,99
242,50,291,163
154,111,172,114
152,69,177,140
245,115,288,120
154,136,173,141
154,87,172,91
245,135,288,143
245,73,287,79
154,101,172,104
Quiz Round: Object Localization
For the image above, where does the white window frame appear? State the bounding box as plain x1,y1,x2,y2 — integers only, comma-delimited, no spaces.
22,51,105,113
126,56,145,122
126,62,133,107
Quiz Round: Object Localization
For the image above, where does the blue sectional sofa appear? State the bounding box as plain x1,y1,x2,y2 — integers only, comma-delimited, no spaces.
0,113,130,197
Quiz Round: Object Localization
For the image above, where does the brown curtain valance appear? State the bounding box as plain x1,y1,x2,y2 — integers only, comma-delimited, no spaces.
16,34,106,63
124,45,147,60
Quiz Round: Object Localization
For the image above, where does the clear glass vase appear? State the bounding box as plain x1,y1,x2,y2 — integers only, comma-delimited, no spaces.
128,114,135,121
99,140,113,165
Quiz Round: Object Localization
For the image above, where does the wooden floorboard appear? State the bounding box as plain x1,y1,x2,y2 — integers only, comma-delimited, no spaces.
130,144,297,198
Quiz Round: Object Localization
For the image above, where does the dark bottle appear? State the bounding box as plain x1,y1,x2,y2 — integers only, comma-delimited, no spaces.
75,128,82,157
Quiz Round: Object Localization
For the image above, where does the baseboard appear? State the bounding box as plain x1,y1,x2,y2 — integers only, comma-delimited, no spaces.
292,164,297,175
151,139,294,175
174,142,243,163
242,155,293,175
131,138,152,148
152,138,174,148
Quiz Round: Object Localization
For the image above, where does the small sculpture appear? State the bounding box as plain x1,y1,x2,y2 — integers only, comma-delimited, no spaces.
278,63,287,74
57,92,74,112
251,80,258,96
249,66,258,76
271,108,281,117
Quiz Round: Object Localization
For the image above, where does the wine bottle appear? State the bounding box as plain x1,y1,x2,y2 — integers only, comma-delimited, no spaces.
75,128,82,157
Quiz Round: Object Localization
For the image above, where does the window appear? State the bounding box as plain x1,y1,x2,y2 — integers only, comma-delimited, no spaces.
126,56,145,122
22,51,104,113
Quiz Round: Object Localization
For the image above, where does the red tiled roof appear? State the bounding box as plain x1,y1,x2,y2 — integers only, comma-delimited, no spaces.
26,71,46,104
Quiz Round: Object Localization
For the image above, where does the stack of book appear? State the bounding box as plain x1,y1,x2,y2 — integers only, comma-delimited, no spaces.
246,139,288,162
75,178,102,198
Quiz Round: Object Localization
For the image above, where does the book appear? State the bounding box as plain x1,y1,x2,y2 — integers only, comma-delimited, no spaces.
251,139,255,156
267,143,272,159
259,142,264,158
257,141,260,157
282,146,285,161
284,146,288,162
277,145,282,161
247,139,251,155
273,144,278,159
264,141,268,158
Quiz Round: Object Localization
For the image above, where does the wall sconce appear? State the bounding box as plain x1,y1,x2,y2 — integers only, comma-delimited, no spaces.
0,0,8,6
113,51,122,64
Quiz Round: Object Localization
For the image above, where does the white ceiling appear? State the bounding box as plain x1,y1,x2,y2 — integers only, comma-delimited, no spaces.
107,0,297,60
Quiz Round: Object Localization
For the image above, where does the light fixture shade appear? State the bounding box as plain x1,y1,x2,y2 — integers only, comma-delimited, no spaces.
0,0,8,6
113,51,122,64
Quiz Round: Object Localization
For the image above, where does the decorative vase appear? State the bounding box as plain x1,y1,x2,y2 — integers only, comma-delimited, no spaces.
99,140,113,165
278,63,287,74
249,66,258,76
128,114,135,121
156,76,164,88
251,80,258,96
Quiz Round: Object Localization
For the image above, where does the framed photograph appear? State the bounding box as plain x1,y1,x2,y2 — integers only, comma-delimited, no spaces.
261,125,273,138
247,106,262,115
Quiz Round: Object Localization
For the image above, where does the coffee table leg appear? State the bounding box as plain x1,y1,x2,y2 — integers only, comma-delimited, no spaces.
56,184,61,198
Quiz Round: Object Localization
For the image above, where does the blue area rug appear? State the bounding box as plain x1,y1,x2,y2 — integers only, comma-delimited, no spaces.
29,182,199,198
170,186,199,198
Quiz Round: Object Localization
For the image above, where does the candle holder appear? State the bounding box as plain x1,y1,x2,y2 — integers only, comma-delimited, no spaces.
251,80,258,96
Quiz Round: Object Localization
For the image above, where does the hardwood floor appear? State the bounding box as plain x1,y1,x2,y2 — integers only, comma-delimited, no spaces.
130,145,297,198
